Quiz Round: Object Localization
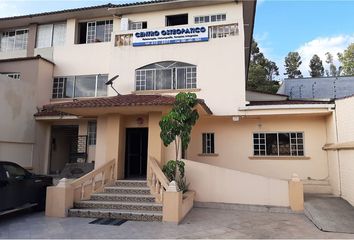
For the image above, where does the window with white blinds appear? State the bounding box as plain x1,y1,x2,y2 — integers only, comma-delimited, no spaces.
0,29,28,52
36,23,66,48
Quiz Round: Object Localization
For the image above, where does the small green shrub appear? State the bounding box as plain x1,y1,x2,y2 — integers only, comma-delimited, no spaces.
162,160,185,181
162,160,188,192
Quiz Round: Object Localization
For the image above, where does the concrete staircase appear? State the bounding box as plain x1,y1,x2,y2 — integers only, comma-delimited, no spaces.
69,180,163,221
303,179,333,195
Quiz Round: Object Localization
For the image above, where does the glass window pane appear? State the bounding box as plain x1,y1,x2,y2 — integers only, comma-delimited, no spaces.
155,69,172,90
53,23,66,46
36,24,53,48
97,74,108,96
95,21,105,42
146,70,154,90
266,133,278,155
278,133,290,156
74,75,96,97
64,77,74,98
176,68,186,89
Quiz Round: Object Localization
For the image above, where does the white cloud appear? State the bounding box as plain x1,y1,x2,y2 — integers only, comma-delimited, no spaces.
296,34,354,77
0,0,20,17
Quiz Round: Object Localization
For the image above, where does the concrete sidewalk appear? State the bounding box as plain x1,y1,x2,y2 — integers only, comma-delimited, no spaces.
0,207,353,239
305,195,354,234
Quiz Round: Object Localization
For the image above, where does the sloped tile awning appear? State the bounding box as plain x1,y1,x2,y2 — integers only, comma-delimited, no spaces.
35,94,212,119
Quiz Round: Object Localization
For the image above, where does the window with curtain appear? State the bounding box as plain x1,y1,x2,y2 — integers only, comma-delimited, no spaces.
36,23,66,48
135,61,197,91
0,29,28,52
253,132,304,157
52,74,108,99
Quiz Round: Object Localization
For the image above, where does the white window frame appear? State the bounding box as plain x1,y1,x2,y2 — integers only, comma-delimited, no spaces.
129,21,147,30
52,74,108,99
87,121,97,145
36,23,66,48
0,29,28,52
86,20,113,44
1,72,20,80
194,13,226,24
253,132,305,157
209,23,239,39
202,133,215,154
135,62,197,91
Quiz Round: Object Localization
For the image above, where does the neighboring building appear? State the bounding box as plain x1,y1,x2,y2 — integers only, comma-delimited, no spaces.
1,0,353,220
278,76,354,100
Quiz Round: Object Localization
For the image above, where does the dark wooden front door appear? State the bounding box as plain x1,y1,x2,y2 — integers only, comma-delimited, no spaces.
125,128,148,179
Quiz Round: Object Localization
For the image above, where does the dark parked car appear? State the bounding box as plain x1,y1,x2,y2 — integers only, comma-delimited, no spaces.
0,161,53,214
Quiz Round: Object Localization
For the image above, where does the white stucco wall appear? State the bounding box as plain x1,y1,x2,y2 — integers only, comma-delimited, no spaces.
0,59,53,170
49,2,245,115
329,97,354,205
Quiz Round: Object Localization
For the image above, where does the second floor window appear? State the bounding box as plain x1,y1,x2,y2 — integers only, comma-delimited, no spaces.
129,21,147,30
52,74,108,99
36,23,66,48
78,20,113,44
135,61,197,91
0,29,28,52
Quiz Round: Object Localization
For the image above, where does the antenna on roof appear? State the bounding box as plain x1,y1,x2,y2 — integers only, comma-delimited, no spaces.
105,75,120,96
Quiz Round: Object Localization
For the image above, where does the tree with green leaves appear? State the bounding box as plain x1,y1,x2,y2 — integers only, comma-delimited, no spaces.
338,43,354,76
325,52,340,77
159,92,199,181
247,39,280,93
284,52,302,78
309,54,324,77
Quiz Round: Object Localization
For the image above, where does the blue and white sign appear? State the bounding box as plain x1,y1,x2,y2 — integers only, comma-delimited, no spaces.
133,26,209,47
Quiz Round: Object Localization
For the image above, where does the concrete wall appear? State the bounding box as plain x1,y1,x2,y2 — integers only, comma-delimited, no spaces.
0,59,53,170
187,115,329,180
184,159,289,207
326,97,354,205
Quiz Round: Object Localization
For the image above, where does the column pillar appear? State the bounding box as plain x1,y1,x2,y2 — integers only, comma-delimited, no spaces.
27,23,37,57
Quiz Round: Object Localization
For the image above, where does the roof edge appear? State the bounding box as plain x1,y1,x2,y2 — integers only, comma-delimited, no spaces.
0,55,54,65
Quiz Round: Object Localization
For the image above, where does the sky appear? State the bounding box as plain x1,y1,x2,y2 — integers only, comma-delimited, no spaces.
254,0,354,79
0,0,353,79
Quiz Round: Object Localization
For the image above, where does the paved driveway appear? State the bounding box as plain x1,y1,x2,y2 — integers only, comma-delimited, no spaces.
0,207,353,239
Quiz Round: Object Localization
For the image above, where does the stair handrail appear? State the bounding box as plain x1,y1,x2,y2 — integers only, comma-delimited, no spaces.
148,156,169,202
71,158,117,202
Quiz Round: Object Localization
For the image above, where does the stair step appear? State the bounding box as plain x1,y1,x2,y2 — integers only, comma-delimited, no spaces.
303,179,330,185
115,180,148,188
69,208,162,222
304,184,333,194
104,186,151,195
74,201,162,211
91,193,156,203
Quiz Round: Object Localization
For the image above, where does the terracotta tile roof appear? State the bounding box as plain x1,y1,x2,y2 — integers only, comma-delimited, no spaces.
247,100,334,106
34,109,75,117
35,94,212,116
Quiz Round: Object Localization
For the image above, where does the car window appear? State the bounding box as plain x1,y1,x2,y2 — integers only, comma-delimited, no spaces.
3,164,28,180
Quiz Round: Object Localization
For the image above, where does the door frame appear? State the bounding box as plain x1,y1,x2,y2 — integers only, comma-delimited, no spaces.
124,127,149,179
